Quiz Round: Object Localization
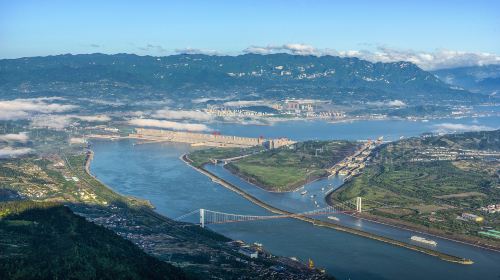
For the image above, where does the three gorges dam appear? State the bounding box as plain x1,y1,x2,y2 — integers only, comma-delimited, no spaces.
129,128,296,148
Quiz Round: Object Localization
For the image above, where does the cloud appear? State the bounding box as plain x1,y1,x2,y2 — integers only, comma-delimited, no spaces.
433,123,496,133
78,98,125,107
30,115,75,130
0,98,77,121
366,100,407,107
73,115,111,122
174,48,221,56
191,97,233,104
223,100,266,107
90,44,100,48
152,109,212,121
244,44,317,55
0,147,32,158
243,44,500,70
128,118,211,132
132,99,172,107
343,47,500,70
138,44,167,53
0,132,29,143
29,114,111,130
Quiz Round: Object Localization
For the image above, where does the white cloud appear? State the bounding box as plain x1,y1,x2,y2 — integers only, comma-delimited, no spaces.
244,44,317,55
433,123,496,133
243,44,500,70
78,98,125,107
138,44,167,53
73,115,111,122
342,48,500,70
133,99,172,107
191,97,232,104
29,114,111,130
30,115,75,130
366,100,407,107
0,132,29,143
223,100,266,107
0,147,32,158
152,109,212,121
128,118,211,132
174,48,221,56
0,98,77,121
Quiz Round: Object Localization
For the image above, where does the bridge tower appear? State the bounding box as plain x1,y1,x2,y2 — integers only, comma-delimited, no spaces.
356,197,362,213
200,209,205,228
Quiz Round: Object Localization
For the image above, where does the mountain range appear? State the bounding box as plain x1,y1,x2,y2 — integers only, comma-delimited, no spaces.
0,53,490,105
432,64,500,95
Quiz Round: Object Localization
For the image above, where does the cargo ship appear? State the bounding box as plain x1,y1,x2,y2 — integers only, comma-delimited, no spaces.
410,235,437,246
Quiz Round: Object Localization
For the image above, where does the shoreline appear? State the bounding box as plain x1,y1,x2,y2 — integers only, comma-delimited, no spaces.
181,153,474,265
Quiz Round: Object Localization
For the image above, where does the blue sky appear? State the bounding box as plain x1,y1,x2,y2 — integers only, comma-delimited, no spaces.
0,0,499,68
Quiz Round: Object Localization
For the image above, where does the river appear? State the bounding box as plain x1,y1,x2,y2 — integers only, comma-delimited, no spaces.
89,116,500,280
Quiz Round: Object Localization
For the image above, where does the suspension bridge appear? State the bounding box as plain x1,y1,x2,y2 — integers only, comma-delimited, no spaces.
175,197,364,228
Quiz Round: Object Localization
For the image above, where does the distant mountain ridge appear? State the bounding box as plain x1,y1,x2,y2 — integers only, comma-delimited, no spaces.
432,64,500,95
0,53,484,104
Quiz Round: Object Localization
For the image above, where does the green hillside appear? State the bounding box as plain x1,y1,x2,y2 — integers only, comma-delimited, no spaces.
0,201,189,280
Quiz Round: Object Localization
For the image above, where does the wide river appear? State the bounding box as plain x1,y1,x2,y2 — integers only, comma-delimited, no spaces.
90,116,500,280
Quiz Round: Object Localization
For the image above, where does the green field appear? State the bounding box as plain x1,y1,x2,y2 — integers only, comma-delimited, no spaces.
226,140,358,191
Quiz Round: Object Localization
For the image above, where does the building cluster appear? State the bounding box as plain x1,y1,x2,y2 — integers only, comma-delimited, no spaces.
479,204,500,214
331,138,382,179
205,99,345,120
205,107,274,117
283,100,315,113
409,147,500,162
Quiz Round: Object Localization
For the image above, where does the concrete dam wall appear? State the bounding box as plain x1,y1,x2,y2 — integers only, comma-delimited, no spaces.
130,128,295,148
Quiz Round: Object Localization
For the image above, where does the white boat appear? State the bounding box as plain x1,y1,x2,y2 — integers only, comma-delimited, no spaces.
327,216,340,221
301,190,308,195
321,187,325,191
410,236,437,246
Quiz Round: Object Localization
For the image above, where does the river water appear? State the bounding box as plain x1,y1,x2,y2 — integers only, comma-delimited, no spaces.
90,116,500,280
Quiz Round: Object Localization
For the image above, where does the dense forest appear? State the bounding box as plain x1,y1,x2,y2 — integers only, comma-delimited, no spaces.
0,201,190,280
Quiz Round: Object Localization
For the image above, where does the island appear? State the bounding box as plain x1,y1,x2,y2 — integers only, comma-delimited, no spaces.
189,140,359,192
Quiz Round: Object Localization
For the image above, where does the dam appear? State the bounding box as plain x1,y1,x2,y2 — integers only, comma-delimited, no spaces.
129,128,295,148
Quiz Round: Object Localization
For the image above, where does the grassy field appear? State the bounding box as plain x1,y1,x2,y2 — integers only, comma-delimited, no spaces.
226,140,358,191
330,130,500,245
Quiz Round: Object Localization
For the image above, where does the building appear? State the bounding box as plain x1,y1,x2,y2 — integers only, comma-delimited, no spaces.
461,213,484,222
479,204,500,214
238,247,259,259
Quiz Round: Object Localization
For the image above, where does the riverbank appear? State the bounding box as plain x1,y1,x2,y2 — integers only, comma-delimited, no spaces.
181,154,474,265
